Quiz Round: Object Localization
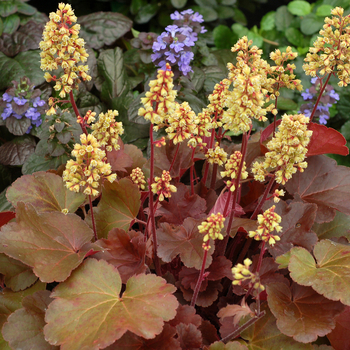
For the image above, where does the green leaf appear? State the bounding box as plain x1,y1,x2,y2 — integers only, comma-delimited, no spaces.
316,5,332,17
171,0,187,8
134,3,158,24
240,303,313,349
0,202,94,282
97,47,128,101
220,0,236,4
288,1,311,16
202,66,226,93
177,89,206,114
79,12,132,50
2,290,57,350
216,6,235,19
213,25,235,49
7,172,85,214
157,218,215,270
90,178,140,239
260,11,275,31
0,1,17,17
0,189,12,212
209,341,248,349
192,6,218,22
285,27,304,47
289,239,350,305
276,96,298,110
44,259,178,349
22,153,69,175
0,253,37,291
232,8,247,26
275,6,294,32
16,1,37,16
300,14,325,35
2,13,19,34
0,17,3,36
267,282,344,343
0,136,36,165
312,210,350,240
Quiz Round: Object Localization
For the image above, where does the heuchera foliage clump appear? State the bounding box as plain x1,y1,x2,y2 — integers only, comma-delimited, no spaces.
2,3,350,350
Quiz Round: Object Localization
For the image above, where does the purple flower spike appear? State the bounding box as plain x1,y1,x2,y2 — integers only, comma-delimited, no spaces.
319,114,329,124
13,96,28,106
329,90,340,101
2,92,13,102
301,89,313,100
33,96,46,107
1,103,13,120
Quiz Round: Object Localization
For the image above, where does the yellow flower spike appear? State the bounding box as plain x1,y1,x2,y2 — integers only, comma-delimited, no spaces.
231,258,264,292
130,167,146,190
248,205,282,246
40,3,91,108
303,7,350,86
63,133,116,196
91,110,124,152
138,63,177,128
205,142,227,166
151,170,177,201
220,151,248,192
198,213,225,250
252,113,312,185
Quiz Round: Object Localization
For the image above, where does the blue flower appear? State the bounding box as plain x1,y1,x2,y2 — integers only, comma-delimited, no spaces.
1,103,13,120
319,114,329,124
2,92,13,102
25,107,41,120
13,96,28,106
33,96,46,107
13,112,23,119
329,90,340,101
301,89,313,100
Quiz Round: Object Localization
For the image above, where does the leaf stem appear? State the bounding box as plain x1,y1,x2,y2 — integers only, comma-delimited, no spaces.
88,195,97,241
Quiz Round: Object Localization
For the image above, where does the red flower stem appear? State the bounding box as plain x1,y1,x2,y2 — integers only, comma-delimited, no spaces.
88,195,97,241
191,242,209,307
190,148,196,195
256,241,266,273
220,310,266,344
210,127,223,189
250,175,275,220
168,142,180,173
148,122,161,276
223,190,232,217
309,73,332,122
202,128,216,185
69,91,87,135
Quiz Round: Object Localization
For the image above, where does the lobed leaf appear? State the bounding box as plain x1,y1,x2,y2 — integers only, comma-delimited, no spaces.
0,253,37,291
44,259,178,350
94,228,147,283
157,217,214,270
6,171,86,214
0,203,94,282
285,155,350,222
326,306,350,350
208,341,248,350
267,282,344,343
289,239,350,305
156,183,207,225
2,290,57,350
90,178,140,239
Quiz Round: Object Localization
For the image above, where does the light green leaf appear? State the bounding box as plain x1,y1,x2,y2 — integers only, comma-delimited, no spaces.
288,1,311,16
289,239,350,305
260,11,275,31
300,14,325,35
316,5,332,17
275,6,294,32
44,259,178,350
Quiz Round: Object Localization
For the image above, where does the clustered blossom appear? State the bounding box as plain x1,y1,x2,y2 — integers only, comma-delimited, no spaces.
39,2,91,110
63,133,116,196
152,9,206,75
198,213,225,250
138,63,177,129
232,258,264,292
188,108,213,148
91,110,124,152
165,102,196,144
205,143,227,166
271,189,285,203
1,77,46,134
252,113,313,185
303,7,350,86
222,37,273,134
248,205,282,246
151,170,177,202
131,167,146,191
266,47,303,107
220,151,248,192
299,77,339,125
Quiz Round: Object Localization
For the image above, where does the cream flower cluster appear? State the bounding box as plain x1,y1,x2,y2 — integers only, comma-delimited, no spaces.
198,212,225,250
232,258,264,292
151,170,177,201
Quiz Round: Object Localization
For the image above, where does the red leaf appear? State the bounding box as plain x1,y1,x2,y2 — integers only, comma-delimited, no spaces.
306,122,348,156
155,183,207,225
209,191,245,218
0,211,15,228
327,306,350,350
94,228,147,283
285,155,350,223
260,120,282,144
176,323,202,349
167,305,202,328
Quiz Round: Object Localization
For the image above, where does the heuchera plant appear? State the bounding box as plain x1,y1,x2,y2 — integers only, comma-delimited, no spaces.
1,3,350,350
